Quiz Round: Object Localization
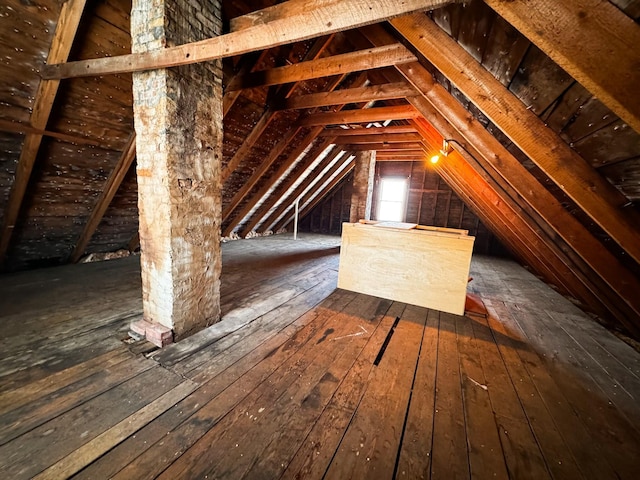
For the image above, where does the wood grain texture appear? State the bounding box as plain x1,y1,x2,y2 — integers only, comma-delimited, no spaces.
337,223,474,315
300,105,420,126
42,0,458,79
283,82,416,110
227,44,416,91
484,0,640,133
391,13,640,266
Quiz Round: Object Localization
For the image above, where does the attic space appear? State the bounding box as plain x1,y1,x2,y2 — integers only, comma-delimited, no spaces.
1,0,640,478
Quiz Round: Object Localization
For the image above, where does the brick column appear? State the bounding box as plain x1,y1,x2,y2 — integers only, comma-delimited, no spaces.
131,0,223,344
349,150,376,223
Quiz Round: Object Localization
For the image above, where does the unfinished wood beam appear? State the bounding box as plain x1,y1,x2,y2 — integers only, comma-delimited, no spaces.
221,109,277,183
333,133,422,144
406,83,640,328
300,105,420,127
390,13,640,265
347,142,425,151
320,125,417,136
412,103,640,332
222,128,325,237
68,134,137,263
42,0,458,79
484,0,640,133
0,0,87,266
227,45,416,91
0,119,115,149
223,51,267,116
222,71,350,231
281,83,416,110
221,35,335,183
257,146,347,233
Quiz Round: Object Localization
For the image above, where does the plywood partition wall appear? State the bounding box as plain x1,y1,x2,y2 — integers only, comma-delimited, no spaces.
337,222,474,315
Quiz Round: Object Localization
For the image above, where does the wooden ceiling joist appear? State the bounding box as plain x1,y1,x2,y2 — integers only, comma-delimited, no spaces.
320,125,417,136
68,134,137,263
223,50,269,116
222,36,338,184
347,142,425,151
226,44,416,92
484,0,640,133
300,105,420,127
390,13,640,266
332,133,422,144
42,0,458,79
0,0,87,266
0,120,113,149
280,82,416,110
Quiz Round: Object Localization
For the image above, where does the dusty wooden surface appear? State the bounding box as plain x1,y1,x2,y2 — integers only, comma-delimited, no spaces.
1,234,639,479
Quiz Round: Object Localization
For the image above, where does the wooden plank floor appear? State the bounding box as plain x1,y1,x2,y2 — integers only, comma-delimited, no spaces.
1,234,639,479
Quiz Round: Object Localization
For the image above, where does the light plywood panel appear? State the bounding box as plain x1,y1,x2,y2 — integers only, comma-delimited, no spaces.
337,223,474,315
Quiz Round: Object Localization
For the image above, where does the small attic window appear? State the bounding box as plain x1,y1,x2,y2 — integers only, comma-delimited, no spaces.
377,177,407,222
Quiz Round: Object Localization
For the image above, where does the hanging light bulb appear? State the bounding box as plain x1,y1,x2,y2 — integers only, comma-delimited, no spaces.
430,154,440,164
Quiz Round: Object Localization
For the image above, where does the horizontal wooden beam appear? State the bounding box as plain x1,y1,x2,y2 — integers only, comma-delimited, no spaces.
42,0,457,79
320,125,417,136
279,82,416,110
375,149,425,157
484,0,640,133
348,142,425,151
391,13,640,265
227,45,416,92
300,105,420,126
333,132,422,144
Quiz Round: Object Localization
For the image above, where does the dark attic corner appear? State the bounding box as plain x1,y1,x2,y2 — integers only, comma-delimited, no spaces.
1,0,640,478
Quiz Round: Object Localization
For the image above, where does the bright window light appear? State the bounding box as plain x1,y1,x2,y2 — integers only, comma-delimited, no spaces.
377,177,407,222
